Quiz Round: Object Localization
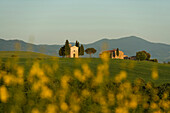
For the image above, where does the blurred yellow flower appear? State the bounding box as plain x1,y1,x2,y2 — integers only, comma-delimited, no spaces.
3,74,14,85
82,89,90,97
40,75,49,84
61,75,70,89
116,93,124,101
129,100,137,109
32,82,41,91
115,71,127,83
74,69,85,82
153,110,162,113
146,82,152,89
152,95,159,102
100,52,110,62
31,108,40,113
60,102,68,111
0,85,9,103
108,92,115,105
162,92,169,99
152,68,159,80
46,104,57,113
159,100,170,110
94,73,103,84
82,63,92,78
40,86,53,99
115,107,128,113
150,102,158,109
71,104,80,112
17,66,24,78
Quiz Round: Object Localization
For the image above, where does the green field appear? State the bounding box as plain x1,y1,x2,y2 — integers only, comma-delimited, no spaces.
0,51,52,58
0,51,170,85
0,51,170,113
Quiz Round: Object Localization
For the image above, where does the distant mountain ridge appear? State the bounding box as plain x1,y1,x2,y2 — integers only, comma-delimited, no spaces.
0,36,170,62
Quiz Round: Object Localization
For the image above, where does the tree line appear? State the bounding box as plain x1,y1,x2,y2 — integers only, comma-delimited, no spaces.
59,40,84,57
59,40,97,57
136,51,158,62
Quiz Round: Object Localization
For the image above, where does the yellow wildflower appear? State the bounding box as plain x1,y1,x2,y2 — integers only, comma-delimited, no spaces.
40,86,53,99
152,68,159,80
0,85,9,103
129,100,137,109
82,89,90,97
116,93,124,100
31,108,40,113
46,104,57,113
17,66,24,78
74,69,85,82
71,104,80,112
115,107,128,113
115,71,127,83
60,102,68,111
150,102,158,109
82,64,92,78
61,75,70,89
108,92,115,105
3,74,14,85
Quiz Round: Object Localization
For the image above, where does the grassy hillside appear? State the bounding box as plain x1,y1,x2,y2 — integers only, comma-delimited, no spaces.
1,57,170,112
0,51,53,58
1,57,170,85
39,58,170,85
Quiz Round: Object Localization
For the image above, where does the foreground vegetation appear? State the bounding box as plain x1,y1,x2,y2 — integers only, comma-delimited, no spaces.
0,54,170,113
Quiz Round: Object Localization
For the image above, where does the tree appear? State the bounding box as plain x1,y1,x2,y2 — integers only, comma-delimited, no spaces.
116,48,119,56
141,51,151,60
65,40,70,57
59,46,65,57
75,40,79,47
85,48,97,57
136,51,147,61
79,44,84,56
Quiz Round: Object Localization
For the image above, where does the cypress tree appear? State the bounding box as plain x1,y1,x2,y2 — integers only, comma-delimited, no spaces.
80,44,84,56
59,46,65,57
75,40,79,47
75,40,80,55
116,48,119,56
65,40,70,57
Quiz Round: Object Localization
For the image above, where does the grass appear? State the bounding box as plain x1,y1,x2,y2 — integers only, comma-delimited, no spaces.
0,51,170,85
43,58,170,85
1,57,170,85
0,51,52,58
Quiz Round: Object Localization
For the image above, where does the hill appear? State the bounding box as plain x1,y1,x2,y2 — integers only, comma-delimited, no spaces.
0,36,170,62
84,36,170,62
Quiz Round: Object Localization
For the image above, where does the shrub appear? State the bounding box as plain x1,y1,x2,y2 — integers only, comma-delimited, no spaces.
136,51,147,61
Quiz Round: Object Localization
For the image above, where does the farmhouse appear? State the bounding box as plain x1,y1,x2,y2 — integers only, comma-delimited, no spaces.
70,44,79,58
99,49,128,59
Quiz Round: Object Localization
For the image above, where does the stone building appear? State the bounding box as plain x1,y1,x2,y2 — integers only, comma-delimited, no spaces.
70,45,79,58
99,49,128,59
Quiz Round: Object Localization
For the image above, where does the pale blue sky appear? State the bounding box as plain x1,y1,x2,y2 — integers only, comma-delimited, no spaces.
0,0,170,44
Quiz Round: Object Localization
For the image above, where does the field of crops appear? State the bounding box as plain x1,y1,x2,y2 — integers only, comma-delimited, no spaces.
0,55,170,113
